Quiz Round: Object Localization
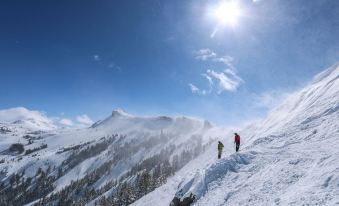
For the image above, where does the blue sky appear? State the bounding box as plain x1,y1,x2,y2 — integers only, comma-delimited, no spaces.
0,0,338,126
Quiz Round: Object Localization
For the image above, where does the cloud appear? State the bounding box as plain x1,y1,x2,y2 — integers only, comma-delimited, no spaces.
59,118,74,126
189,83,200,94
58,115,94,128
108,62,122,71
0,107,95,129
191,48,243,94
213,56,236,70
76,114,94,125
92,54,122,72
194,49,236,69
194,49,217,61
188,73,214,95
0,107,57,131
93,54,101,61
207,69,243,93
188,83,209,95
202,73,214,86
0,107,51,124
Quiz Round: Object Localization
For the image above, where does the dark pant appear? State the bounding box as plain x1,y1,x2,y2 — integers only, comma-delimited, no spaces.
235,142,240,152
218,150,222,159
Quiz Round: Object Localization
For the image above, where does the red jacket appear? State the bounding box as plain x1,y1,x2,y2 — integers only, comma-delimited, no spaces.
234,134,240,143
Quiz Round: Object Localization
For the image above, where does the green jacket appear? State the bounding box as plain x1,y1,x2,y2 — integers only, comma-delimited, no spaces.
218,142,224,151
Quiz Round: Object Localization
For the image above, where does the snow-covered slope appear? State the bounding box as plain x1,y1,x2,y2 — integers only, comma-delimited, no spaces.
0,108,227,205
0,107,58,154
243,63,339,140
0,107,57,133
132,63,339,206
1,64,338,206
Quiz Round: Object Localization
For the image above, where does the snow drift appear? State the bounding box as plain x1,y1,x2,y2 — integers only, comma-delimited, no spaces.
133,64,339,206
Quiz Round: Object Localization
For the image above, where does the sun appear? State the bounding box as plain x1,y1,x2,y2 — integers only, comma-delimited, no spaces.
212,1,242,26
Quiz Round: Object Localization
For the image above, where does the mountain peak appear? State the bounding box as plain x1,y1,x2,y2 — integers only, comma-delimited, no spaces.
111,109,133,117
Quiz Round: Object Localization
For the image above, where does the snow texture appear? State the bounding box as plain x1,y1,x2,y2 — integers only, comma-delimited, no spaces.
0,105,228,205
132,63,339,206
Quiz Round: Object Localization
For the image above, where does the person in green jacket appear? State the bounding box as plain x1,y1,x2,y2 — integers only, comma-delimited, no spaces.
218,141,224,159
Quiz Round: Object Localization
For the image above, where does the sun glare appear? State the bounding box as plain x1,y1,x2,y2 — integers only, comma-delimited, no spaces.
212,1,242,26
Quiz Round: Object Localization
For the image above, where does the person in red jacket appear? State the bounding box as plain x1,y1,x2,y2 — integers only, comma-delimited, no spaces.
234,133,241,152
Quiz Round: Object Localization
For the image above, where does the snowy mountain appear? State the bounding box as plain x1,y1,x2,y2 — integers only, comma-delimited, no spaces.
0,107,57,133
1,63,338,206
0,108,227,205
0,107,58,154
132,63,339,206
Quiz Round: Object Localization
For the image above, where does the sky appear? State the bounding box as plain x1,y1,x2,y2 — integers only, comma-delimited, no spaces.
0,0,338,126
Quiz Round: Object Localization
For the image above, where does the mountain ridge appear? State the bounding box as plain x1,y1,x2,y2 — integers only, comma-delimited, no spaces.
0,106,226,205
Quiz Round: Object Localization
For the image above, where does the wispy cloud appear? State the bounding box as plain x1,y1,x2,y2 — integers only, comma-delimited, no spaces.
0,107,95,129
213,56,236,70
59,118,74,126
194,48,217,61
202,73,214,86
0,107,51,124
93,54,101,61
57,114,94,128
108,62,122,71
189,83,201,94
188,80,212,95
207,69,242,93
76,114,94,125
194,49,235,68
190,48,243,94
93,54,122,71
59,114,94,128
